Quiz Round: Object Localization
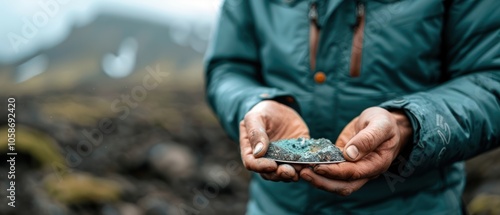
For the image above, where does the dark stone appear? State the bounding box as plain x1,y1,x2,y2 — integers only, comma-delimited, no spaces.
264,138,345,163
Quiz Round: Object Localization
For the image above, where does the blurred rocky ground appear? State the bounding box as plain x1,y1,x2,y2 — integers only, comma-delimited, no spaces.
0,11,498,215
0,68,250,215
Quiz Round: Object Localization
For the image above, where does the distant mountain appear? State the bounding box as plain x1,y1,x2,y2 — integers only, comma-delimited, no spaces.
0,13,209,94
14,13,207,69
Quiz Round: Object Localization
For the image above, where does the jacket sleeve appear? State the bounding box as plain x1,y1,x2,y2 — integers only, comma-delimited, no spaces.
205,0,296,141
379,0,500,173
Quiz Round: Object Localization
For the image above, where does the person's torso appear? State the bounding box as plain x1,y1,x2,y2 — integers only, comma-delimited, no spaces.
245,0,465,214
250,0,444,138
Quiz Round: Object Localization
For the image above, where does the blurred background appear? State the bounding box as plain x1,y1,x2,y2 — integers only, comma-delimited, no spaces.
0,0,498,214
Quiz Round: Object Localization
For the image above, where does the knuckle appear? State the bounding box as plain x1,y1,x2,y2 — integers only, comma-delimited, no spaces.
364,130,379,144
379,117,392,128
248,129,258,138
377,118,396,136
248,129,263,141
263,166,275,172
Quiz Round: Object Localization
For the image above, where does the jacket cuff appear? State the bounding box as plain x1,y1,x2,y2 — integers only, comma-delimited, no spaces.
379,97,421,148
239,89,299,119
379,96,435,175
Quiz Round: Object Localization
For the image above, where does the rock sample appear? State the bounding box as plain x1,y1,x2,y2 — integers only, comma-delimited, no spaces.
264,138,345,163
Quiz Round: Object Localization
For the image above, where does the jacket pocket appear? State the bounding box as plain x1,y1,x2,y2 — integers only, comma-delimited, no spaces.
349,1,365,77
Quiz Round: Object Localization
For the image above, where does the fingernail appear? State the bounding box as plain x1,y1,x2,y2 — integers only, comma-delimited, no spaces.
302,174,312,182
346,145,359,160
253,142,264,155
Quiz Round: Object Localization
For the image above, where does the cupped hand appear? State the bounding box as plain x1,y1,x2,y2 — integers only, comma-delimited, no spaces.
239,100,310,182
300,107,413,195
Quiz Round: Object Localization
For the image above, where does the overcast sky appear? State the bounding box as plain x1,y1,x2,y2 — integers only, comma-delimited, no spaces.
0,0,222,64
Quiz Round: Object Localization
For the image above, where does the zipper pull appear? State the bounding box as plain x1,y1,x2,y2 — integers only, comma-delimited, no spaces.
355,1,365,28
309,3,319,27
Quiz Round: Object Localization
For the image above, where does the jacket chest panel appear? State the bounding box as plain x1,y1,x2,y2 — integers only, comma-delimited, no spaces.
252,0,444,94
347,0,444,92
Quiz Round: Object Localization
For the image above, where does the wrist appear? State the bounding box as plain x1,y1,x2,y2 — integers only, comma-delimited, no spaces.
389,110,413,155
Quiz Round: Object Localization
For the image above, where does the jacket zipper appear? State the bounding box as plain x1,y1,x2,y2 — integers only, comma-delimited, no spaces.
349,1,365,77
309,3,320,72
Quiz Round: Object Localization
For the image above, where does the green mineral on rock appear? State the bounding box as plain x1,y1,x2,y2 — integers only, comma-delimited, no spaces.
264,138,345,162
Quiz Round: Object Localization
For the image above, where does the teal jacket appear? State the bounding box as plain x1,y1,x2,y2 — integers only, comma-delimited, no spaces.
205,0,500,214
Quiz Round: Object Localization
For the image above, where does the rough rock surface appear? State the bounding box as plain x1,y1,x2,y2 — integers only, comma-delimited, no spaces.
264,138,345,162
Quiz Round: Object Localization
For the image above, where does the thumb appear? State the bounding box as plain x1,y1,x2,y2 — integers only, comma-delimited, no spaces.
343,122,389,161
243,114,270,157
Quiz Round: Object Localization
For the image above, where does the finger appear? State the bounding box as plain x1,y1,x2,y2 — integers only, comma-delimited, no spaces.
259,164,301,182
290,164,305,181
240,121,278,172
335,118,358,149
280,163,307,172
240,147,277,173
343,119,393,161
243,114,270,157
300,168,369,196
313,153,391,180
260,164,300,182
291,164,305,172
276,164,297,181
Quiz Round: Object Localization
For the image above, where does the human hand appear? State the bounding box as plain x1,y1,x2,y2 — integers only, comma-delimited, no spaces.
239,100,310,182
300,107,413,195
